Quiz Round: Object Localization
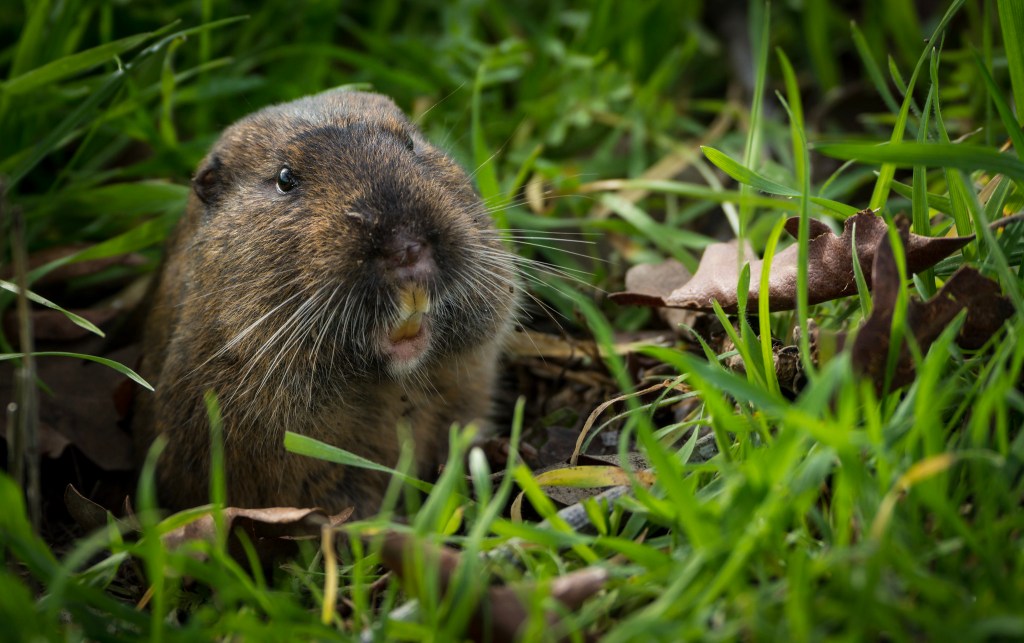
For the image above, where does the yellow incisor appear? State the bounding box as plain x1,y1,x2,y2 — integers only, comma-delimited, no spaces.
390,284,431,341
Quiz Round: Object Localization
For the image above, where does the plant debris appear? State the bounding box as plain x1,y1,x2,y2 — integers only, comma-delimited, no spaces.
610,209,974,312
0,343,137,470
64,484,353,567
845,218,1014,389
161,505,352,556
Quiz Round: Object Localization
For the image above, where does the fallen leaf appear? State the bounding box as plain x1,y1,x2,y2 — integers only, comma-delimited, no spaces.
539,465,654,510
0,341,138,471
163,506,350,549
610,209,974,312
162,505,353,569
65,484,120,533
849,218,1013,389
511,462,656,522
945,269,1016,349
623,259,699,336
63,484,355,557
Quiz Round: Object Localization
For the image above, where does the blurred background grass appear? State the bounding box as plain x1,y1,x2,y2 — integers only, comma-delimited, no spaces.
4,0,1001,278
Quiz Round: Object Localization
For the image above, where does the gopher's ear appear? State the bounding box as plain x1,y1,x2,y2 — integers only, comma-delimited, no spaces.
192,154,223,205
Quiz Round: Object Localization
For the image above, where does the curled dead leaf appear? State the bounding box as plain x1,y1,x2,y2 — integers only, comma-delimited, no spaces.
162,506,352,553
611,209,973,312
623,259,699,337
65,484,129,533
157,505,354,575
848,217,1013,389
0,343,137,471
60,498,355,576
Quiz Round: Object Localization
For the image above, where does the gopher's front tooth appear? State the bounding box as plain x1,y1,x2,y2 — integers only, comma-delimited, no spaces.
389,311,423,342
398,284,431,316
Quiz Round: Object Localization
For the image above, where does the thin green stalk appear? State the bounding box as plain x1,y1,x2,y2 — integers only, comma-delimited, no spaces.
738,0,771,261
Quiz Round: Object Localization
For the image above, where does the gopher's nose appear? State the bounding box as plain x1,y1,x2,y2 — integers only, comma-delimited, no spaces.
386,235,434,282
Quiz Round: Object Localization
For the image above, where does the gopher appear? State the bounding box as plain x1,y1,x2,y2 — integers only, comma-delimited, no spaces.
133,89,519,517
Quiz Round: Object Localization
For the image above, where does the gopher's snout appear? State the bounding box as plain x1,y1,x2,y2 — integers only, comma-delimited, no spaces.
385,234,434,283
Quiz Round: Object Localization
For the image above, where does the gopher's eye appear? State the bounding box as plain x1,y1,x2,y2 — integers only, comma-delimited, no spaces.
276,166,297,193
404,134,415,152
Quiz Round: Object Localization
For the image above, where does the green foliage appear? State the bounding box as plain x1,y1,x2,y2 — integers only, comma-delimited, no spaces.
2,0,1023,640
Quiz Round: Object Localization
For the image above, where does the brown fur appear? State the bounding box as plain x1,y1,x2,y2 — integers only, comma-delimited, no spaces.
133,90,519,517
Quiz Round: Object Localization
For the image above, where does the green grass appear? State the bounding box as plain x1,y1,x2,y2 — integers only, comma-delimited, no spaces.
2,0,1024,640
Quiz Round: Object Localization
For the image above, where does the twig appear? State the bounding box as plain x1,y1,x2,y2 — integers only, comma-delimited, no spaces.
9,203,41,531
569,379,687,466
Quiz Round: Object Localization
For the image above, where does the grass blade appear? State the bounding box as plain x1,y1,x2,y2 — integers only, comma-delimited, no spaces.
816,142,1024,183
997,0,1024,120
972,49,1024,157
867,0,967,210
0,352,152,390
0,281,105,338
471,61,503,222
738,0,771,249
1,32,154,95
850,21,900,114
702,146,858,216
283,432,433,493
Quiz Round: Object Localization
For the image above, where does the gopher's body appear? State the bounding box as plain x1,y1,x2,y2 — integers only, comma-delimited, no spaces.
134,90,518,516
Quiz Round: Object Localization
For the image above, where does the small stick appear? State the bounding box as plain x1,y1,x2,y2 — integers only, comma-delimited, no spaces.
10,204,41,531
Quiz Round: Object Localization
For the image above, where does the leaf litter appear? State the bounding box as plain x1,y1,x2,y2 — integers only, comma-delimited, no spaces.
844,217,1014,389
612,209,1016,391
611,209,974,312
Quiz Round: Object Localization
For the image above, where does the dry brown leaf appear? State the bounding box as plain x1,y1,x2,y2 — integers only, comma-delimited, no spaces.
64,485,354,556
611,210,974,312
623,259,699,336
943,270,1016,349
65,490,351,568
64,484,127,533
162,506,351,550
849,218,1014,389
0,342,137,470
160,505,353,570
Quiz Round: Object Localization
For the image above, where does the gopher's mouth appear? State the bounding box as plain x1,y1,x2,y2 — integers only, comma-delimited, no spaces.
384,284,432,369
